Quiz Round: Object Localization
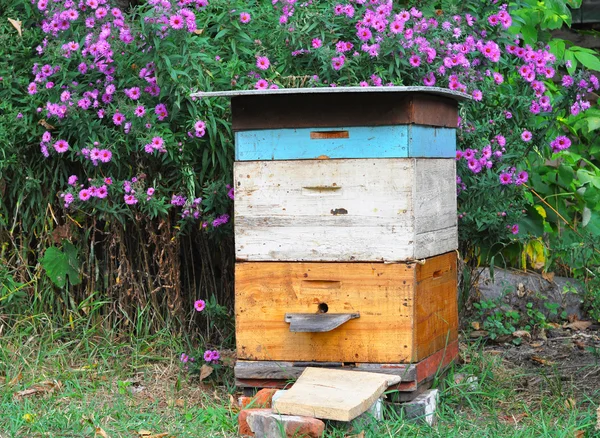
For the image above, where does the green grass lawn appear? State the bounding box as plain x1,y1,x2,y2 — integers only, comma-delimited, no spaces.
1,317,599,437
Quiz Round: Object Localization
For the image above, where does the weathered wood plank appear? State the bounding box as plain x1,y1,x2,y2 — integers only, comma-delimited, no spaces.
235,126,410,161
234,360,417,382
414,253,459,361
231,92,460,130
234,159,457,262
235,261,416,363
272,368,400,421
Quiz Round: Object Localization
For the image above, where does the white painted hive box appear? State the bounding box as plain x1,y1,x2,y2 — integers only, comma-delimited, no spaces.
234,158,457,262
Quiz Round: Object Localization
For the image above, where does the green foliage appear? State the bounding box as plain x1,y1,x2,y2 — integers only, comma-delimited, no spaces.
473,299,521,340
0,268,27,305
39,241,81,288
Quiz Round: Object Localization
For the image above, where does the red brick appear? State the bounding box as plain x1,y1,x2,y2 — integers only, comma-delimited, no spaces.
246,410,325,438
238,408,272,436
251,388,279,408
239,396,253,409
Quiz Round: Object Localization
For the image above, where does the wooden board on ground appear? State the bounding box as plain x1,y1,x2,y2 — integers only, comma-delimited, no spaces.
272,367,401,421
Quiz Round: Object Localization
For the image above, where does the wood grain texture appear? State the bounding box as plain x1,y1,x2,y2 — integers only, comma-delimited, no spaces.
413,159,458,259
235,262,416,363
414,253,458,361
231,93,459,130
234,159,457,262
272,367,400,421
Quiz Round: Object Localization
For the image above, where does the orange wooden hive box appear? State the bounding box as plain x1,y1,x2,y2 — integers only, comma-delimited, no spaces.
192,87,469,394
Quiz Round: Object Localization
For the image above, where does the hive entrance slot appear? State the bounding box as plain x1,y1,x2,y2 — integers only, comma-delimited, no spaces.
301,280,341,289
310,130,350,139
318,303,329,313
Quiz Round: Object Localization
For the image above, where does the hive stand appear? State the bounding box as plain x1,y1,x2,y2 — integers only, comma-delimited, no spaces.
192,86,470,399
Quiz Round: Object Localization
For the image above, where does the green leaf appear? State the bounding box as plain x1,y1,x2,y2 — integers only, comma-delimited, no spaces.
548,39,566,61
520,25,538,44
40,243,81,288
558,165,574,187
573,51,600,71
587,117,600,132
583,211,600,234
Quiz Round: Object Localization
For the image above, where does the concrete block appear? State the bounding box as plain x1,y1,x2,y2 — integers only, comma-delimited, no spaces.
401,389,439,426
246,409,325,438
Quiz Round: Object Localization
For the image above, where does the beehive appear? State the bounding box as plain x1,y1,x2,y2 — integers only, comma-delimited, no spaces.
192,87,469,393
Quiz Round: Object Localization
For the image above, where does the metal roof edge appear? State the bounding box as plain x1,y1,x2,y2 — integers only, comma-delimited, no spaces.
190,86,472,101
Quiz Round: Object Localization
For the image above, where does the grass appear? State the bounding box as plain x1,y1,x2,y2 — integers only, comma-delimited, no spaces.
1,315,599,437
0,315,237,437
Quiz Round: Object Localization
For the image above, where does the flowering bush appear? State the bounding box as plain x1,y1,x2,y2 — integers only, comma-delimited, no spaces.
23,0,599,254
24,0,233,230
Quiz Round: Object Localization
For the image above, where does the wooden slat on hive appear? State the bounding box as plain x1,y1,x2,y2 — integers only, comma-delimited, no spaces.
234,159,457,262
234,361,417,382
235,262,415,363
414,252,459,361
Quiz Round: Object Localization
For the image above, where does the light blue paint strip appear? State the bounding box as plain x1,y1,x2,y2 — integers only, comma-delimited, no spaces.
235,126,409,161
408,125,456,158
235,125,456,161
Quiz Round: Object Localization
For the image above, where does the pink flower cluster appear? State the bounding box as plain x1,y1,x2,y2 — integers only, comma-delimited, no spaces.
81,145,112,166
181,198,203,220
456,134,506,174
212,214,229,228
180,353,195,364
499,169,529,186
194,120,207,138
550,136,572,154
143,136,166,154
32,0,215,211
203,349,220,363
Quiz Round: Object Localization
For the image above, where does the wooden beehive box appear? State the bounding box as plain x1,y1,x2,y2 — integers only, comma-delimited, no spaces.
192,87,469,393
235,252,458,363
